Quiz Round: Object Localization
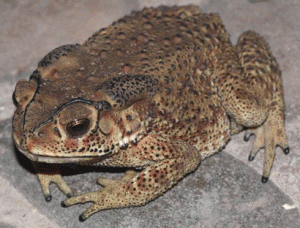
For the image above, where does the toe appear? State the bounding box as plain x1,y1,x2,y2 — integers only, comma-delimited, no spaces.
79,214,87,222
244,131,254,141
283,147,290,155
44,195,52,202
248,153,255,161
261,176,269,183
79,203,102,222
97,177,116,186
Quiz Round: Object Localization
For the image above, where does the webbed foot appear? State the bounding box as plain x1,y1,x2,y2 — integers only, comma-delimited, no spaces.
245,110,289,182
61,170,136,221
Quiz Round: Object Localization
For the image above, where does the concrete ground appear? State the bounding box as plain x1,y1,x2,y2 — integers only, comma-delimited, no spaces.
0,0,299,227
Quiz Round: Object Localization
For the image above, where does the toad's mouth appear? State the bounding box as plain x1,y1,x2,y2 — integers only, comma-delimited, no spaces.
15,142,103,164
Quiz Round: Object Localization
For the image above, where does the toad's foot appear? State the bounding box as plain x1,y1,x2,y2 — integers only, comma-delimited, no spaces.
34,162,73,202
62,170,136,221
244,106,289,183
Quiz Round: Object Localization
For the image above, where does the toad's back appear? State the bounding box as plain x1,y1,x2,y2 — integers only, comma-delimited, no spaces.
83,5,232,81
82,5,231,158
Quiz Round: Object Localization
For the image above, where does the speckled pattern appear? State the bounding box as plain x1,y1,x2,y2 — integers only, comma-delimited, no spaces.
12,5,289,221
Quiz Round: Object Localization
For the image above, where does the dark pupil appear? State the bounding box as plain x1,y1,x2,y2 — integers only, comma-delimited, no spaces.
67,119,90,138
71,123,86,133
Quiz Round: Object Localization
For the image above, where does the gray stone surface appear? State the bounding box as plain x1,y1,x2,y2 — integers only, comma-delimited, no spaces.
1,0,299,227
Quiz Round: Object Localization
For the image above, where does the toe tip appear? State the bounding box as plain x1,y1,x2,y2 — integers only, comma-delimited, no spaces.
283,147,290,155
244,135,250,142
244,132,253,142
79,214,87,222
261,176,269,183
61,201,68,208
248,154,255,161
45,195,52,202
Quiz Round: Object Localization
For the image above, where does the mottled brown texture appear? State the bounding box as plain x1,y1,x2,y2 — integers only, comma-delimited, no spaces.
12,5,289,221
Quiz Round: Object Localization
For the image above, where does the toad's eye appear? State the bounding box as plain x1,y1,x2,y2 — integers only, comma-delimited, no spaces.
66,118,90,138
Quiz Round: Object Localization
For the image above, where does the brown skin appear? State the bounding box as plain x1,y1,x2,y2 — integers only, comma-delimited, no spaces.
12,5,289,221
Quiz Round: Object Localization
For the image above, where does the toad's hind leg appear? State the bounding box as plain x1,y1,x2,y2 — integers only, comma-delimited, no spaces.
219,31,289,182
238,31,289,182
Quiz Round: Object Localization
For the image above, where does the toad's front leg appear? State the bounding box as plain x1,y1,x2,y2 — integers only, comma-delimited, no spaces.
34,162,74,202
61,141,201,221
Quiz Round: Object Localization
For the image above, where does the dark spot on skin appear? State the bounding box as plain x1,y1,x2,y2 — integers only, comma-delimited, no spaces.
203,23,211,30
